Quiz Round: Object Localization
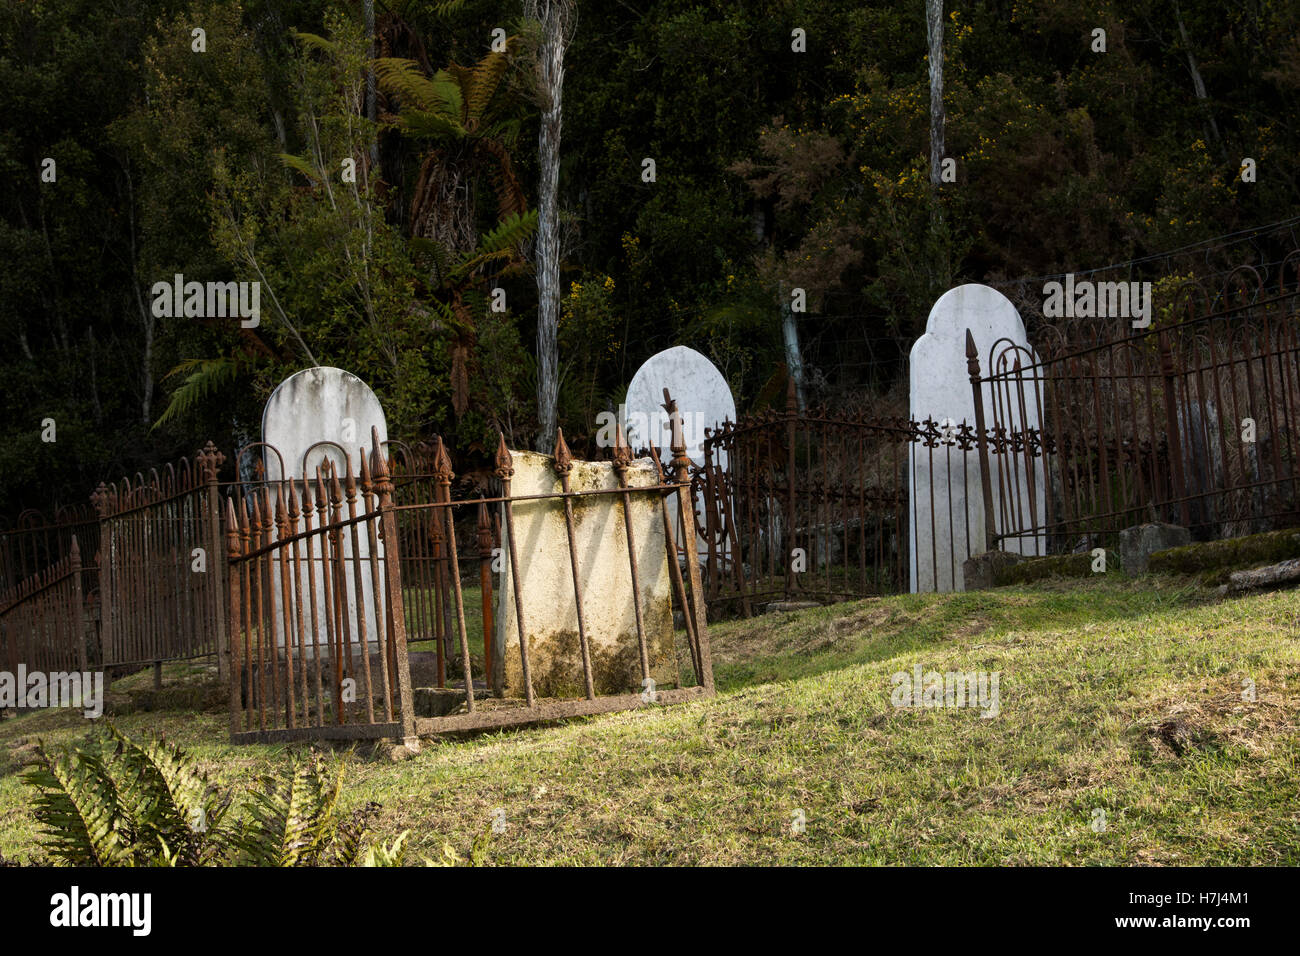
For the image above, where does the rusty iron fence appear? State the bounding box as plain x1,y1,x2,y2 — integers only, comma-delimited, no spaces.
0,388,715,745
970,259,1300,552
90,443,229,672
387,444,500,693
697,379,996,610
223,402,714,744
0,505,98,596
230,439,502,700
224,429,416,742
0,537,89,680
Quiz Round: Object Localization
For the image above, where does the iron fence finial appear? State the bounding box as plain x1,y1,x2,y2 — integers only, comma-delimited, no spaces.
553,427,574,475
494,432,514,480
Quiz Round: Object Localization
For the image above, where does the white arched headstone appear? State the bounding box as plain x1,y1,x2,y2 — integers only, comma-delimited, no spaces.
908,285,1046,592
623,346,736,468
623,347,736,565
262,367,388,484
262,367,389,653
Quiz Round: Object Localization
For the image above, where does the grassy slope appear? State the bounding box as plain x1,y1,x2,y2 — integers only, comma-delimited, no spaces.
2,576,1297,865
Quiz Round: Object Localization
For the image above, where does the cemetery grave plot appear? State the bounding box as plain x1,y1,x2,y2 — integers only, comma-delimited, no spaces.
7,258,1300,745
223,389,713,745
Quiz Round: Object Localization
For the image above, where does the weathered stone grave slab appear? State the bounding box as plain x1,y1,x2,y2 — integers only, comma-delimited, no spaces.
494,451,677,697
262,367,389,653
909,284,1046,592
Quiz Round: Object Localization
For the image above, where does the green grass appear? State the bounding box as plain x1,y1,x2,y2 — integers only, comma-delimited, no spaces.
2,575,1298,865
404,583,488,661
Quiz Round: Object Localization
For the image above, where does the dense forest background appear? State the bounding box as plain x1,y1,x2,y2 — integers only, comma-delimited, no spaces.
2,0,1297,516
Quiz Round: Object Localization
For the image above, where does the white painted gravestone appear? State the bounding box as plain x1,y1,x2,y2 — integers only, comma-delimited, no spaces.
494,450,677,697
908,284,1046,592
262,367,389,653
623,346,736,564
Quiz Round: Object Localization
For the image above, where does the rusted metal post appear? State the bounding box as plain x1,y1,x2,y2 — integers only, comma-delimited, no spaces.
225,499,243,739
342,459,374,724
315,468,343,724
274,485,297,729
553,429,596,699
200,442,228,683
612,423,651,684
372,428,417,745
298,478,325,726
429,492,447,687
496,434,534,707
1159,329,1192,527
68,536,86,673
237,496,255,730
966,329,998,552
648,443,702,684
90,483,114,684
433,438,475,711
701,434,720,603
664,389,713,693
359,454,394,723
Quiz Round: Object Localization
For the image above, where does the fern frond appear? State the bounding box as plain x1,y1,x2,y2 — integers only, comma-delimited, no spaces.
328,801,380,867
108,724,230,866
152,356,249,432
478,137,527,220
410,237,456,286
450,210,538,280
362,830,410,866
387,111,466,141
24,741,128,867
279,152,324,183
465,43,516,123
290,30,337,55
375,58,463,120
230,752,343,866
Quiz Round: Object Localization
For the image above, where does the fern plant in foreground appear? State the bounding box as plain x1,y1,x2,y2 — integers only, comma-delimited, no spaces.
22,726,428,867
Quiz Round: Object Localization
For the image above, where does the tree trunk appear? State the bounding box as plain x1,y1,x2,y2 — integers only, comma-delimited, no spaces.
365,0,378,168
528,0,575,452
926,0,945,190
1173,0,1223,154
780,282,805,410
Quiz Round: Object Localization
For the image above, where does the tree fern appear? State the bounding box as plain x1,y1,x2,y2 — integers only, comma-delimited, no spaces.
290,30,338,56
375,58,463,123
279,152,324,184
